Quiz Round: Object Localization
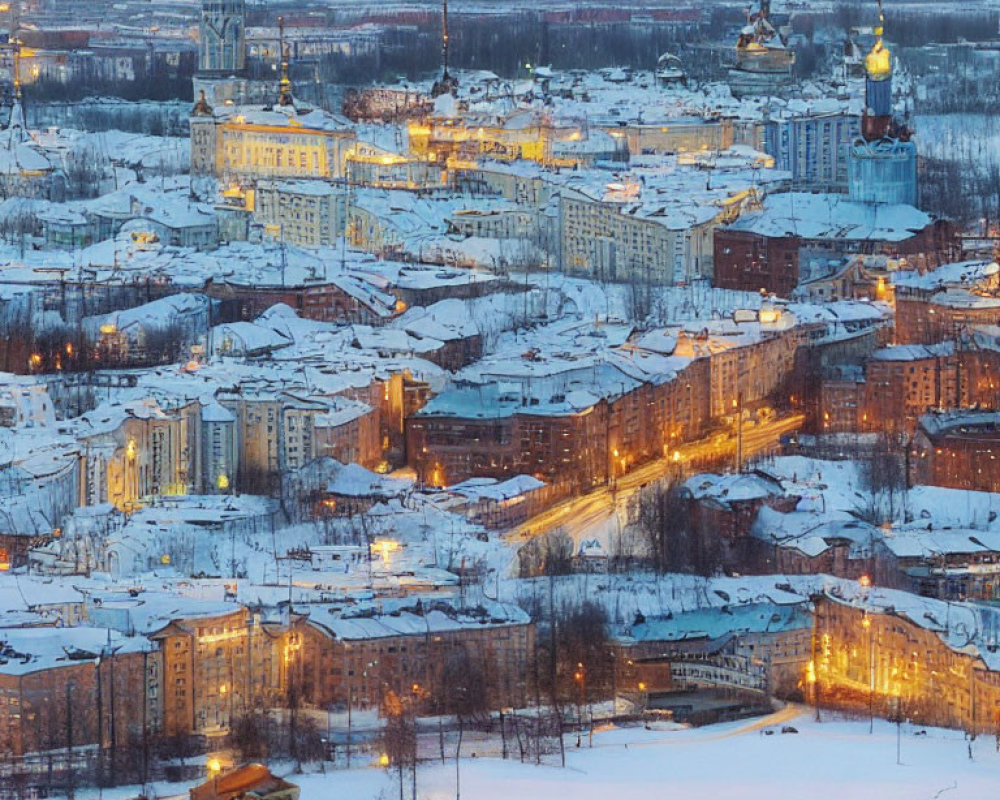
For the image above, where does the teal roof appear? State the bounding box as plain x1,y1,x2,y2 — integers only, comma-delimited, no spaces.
628,601,811,643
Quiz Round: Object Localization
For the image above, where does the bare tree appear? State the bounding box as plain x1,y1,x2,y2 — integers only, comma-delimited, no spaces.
855,438,907,526
381,689,417,800
440,649,489,800
64,144,106,200
636,474,716,574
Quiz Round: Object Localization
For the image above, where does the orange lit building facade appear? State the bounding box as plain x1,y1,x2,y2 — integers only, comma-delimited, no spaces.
150,609,297,738
910,412,1000,493
406,357,711,489
299,615,535,711
812,594,1000,734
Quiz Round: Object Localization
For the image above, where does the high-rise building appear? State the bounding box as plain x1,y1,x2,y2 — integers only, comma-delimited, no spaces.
847,1,918,206
198,0,246,76
764,111,859,192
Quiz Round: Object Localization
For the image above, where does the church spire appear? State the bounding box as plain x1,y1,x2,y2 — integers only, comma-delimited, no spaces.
12,35,21,103
277,16,294,107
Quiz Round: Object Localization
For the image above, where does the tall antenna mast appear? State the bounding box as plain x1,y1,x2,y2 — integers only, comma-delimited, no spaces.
442,0,450,81
430,0,457,96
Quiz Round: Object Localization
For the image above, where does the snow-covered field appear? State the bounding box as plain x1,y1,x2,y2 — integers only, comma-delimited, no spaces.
63,709,1000,800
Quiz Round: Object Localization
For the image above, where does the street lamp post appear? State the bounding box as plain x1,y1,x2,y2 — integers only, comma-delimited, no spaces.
862,613,874,734
573,662,586,747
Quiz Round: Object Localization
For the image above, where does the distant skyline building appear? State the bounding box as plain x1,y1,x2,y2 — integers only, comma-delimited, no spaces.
194,0,254,106
198,0,246,76
847,0,918,206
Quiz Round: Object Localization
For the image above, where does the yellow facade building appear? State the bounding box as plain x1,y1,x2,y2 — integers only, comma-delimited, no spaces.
190,99,356,182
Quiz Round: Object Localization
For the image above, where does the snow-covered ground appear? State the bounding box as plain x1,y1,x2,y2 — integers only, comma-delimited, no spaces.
58,709,1000,800
916,113,1000,170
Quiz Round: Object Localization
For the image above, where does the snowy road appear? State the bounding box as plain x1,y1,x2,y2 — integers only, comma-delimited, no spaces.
506,413,805,550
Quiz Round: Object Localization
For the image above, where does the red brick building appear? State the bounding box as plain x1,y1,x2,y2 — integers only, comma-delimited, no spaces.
860,343,959,436
895,291,1000,345
406,357,712,489
910,411,1000,492
713,193,957,297
713,228,800,297
407,396,611,490
299,606,534,711
818,344,1000,436
204,279,398,326
0,628,154,788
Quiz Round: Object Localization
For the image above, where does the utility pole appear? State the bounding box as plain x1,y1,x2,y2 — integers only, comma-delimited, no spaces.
735,390,744,472
65,680,74,800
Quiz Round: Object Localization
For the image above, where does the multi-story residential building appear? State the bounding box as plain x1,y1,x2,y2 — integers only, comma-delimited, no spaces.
452,163,556,208
313,398,381,469
713,193,956,297
0,627,155,775
818,342,1000,436
559,183,719,285
299,603,534,711
222,394,280,493
673,318,806,419
895,290,1000,345
763,111,859,192
861,344,959,437
74,398,195,510
621,601,812,699
407,384,612,490
201,400,239,493
149,608,295,737
253,180,345,247
876,528,1000,602
812,589,1000,734
910,411,1000,493
408,353,712,489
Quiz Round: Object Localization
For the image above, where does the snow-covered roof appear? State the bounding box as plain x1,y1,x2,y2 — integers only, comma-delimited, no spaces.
629,601,811,644
0,627,149,675
893,260,998,292
448,474,546,502
725,192,933,242
326,463,412,498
